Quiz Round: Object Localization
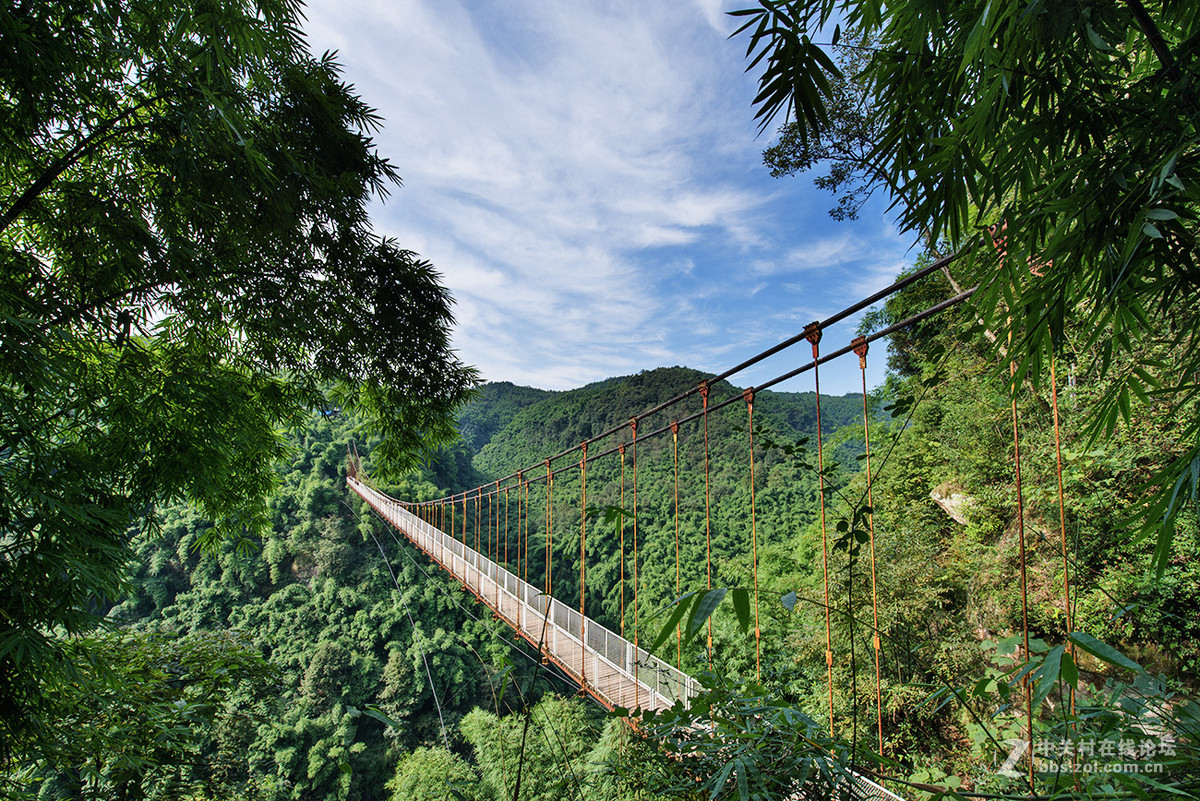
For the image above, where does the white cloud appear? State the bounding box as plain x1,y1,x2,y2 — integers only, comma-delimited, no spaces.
302,0,918,395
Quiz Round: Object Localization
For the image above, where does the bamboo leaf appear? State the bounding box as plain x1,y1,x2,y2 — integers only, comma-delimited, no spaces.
648,592,698,655
1068,633,1143,673
731,588,752,633
1033,644,1063,710
686,588,727,641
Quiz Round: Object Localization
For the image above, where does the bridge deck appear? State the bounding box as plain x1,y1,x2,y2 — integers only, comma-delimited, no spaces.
350,477,695,712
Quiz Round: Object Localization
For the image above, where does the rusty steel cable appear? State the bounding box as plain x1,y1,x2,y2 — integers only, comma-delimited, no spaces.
630,418,640,710
854,336,886,757
1010,352,1035,793
672,420,681,669
619,443,627,641
1050,355,1079,788
805,321,836,735
1050,357,1074,684
701,382,714,664
580,441,588,689
745,388,762,681
545,459,552,597
517,475,524,581
522,478,529,587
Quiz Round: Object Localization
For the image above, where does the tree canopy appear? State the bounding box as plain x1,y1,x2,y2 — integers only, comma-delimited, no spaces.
734,0,1200,571
0,0,475,761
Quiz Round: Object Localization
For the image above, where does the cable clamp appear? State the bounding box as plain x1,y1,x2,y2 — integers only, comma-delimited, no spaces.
804,321,823,358
852,335,869,369
670,420,679,438
743,387,755,410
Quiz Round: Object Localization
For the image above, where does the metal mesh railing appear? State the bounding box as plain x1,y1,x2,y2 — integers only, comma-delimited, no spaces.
351,478,696,712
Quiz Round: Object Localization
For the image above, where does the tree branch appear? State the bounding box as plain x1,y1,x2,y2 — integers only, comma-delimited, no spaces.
1122,0,1200,120
0,96,167,237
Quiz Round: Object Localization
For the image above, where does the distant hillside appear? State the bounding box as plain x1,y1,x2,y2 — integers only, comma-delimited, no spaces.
459,366,866,479
440,366,872,657
455,381,556,453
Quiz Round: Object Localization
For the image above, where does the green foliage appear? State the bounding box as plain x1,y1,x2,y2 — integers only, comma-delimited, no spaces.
1,0,476,765
456,382,556,453
762,28,883,222
386,746,486,801
20,410,521,801
627,672,869,801
735,0,1200,573
931,636,1200,799
459,695,653,801
9,630,276,800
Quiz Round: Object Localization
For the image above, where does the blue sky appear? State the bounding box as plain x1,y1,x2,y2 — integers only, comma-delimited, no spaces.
303,0,918,396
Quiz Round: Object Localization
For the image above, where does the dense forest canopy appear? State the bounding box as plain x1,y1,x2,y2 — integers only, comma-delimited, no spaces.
5,0,1200,799
0,0,475,783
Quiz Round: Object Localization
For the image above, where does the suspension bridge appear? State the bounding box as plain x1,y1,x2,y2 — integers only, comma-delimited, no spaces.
348,242,1076,798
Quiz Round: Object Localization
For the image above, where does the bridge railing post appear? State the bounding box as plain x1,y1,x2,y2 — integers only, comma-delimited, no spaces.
520,582,528,633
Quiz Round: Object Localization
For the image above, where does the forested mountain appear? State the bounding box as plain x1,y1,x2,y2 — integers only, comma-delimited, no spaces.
456,382,558,453
17,351,1199,799
15,367,866,799
9,0,1199,798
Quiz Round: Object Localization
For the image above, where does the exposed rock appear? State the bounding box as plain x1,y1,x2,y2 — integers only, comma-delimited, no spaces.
931,481,974,525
